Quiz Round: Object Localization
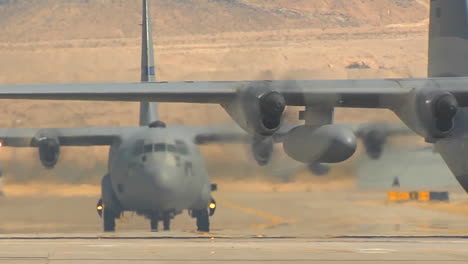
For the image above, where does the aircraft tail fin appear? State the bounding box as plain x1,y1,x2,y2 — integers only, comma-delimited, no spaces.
139,0,158,126
428,0,468,77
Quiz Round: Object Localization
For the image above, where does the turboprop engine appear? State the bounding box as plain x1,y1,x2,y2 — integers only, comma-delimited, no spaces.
37,137,60,169
223,86,286,136
356,126,389,160
394,89,458,141
360,129,386,160
251,137,274,166
282,125,357,164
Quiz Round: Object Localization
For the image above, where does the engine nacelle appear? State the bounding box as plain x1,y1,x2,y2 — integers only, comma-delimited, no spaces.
356,126,388,160
283,125,357,164
223,86,286,136
361,130,386,159
394,89,458,141
37,137,60,169
308,163,331,176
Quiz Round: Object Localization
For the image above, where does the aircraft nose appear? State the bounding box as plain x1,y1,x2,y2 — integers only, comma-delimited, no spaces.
141,155,173,190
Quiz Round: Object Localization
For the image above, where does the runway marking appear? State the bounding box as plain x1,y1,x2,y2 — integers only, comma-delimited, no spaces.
358,248,396,254
86,244,116,247
219,200,296,230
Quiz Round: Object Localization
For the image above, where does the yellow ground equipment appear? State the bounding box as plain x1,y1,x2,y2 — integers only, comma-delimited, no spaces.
387,191,449,202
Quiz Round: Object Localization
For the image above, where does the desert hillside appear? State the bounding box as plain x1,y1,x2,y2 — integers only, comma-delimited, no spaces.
0,0,427,41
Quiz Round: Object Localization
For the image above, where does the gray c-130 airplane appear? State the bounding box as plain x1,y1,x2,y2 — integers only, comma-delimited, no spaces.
0,0,414,232
0,0,264,233
2,2,468,197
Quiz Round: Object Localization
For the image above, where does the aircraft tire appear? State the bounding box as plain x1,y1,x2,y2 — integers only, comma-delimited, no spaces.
163,217,170,231
195,209,210,232
101,174,119,232
103,207,116,232
150,218,158,232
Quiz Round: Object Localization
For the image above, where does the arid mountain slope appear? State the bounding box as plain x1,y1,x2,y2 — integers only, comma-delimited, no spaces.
0,0,428,41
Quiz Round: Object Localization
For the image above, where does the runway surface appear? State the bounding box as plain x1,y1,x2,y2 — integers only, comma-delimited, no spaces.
2,235,468,263
2,188,468,263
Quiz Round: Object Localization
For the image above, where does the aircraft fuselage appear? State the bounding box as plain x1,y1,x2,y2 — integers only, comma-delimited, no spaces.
107,126,211,216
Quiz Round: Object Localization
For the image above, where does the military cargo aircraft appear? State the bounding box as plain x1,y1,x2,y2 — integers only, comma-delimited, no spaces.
0,0,416,232
0,0,262,233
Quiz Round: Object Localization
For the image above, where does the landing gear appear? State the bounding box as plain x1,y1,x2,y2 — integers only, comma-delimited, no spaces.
193,209,210,232
163,213,171,231
209,198,216,216
101,174,121,232
103,207,116,232
149,212,171,231
190,198,215,232
96,198,104,218
150,217,159,232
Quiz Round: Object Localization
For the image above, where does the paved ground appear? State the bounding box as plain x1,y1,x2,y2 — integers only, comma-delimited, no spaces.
2,188,468,263
2,235,468,263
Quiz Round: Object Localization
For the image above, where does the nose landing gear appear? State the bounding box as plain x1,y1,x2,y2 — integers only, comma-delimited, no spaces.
149,211,173,232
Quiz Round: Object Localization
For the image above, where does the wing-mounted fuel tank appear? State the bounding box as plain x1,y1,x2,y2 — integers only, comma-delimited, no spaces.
392,86,458,142
282,125,356,164
223,84,286,136
32,130,60,169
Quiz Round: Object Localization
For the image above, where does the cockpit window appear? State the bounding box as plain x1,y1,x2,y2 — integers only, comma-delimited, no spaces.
139,142,188,154
144,144,153,153
175,140,189,155
154,143,166,152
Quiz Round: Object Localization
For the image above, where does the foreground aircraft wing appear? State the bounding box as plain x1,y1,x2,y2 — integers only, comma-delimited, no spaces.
0,125,255,147
186,125,251,145
185,124,302,144
0,78,467,107
353,122,415,137
0,127,139,147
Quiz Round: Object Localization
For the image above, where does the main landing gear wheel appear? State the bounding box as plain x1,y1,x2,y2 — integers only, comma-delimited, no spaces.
101,174,121,232
163,214,171,231
150,217,159,232
103,208,116,232
194,209,210,232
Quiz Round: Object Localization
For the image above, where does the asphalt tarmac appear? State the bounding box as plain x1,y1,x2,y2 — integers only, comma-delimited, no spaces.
2,188,468,263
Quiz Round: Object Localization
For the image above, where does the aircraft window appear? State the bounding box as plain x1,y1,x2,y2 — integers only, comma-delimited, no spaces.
175,140,189,155
144,144,153,153
167,144,176,153
154,143,166,152
133,140,144,155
